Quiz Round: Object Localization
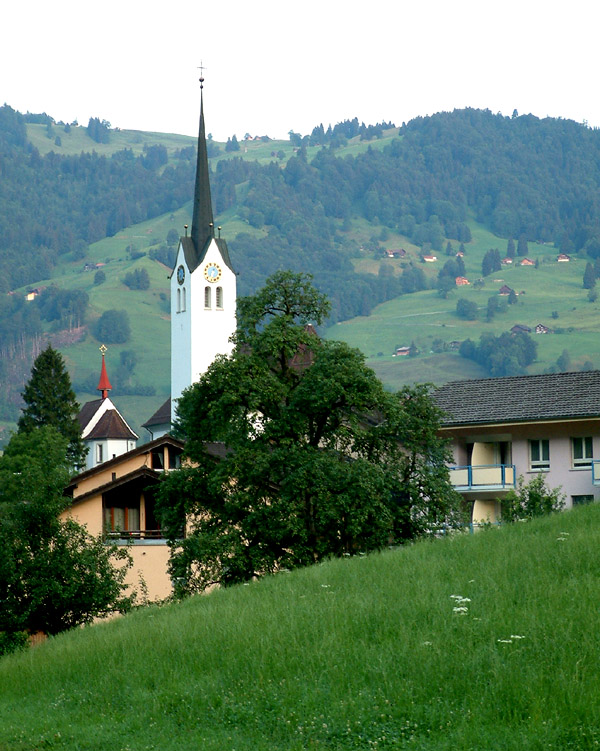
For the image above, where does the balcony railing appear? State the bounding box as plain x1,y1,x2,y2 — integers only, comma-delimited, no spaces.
449,464,516,492
592,460,600,485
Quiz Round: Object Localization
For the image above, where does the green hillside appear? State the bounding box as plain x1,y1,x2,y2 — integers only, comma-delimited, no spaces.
4,106,600,438
1,504,599,750
327,219,599,390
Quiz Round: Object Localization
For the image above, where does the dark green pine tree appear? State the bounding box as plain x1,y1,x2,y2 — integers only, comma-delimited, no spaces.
583,262,596,290
18,345,86,471
517,235,529,257
506,237,516,258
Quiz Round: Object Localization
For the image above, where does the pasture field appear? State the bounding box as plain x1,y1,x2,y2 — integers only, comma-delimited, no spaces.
1,504,599,750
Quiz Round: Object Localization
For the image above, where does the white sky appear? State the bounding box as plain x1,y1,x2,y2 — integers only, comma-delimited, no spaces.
2,0,598,141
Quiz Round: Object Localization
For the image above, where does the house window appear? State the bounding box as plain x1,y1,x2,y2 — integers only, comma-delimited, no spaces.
104,506,140,535
572,437,593,467
204,286,211,309
572,494,594,506
529,439,549,470
96,443,103,464
216,286,223,309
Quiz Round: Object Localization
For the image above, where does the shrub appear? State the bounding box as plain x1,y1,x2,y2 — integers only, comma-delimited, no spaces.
502,474,565,522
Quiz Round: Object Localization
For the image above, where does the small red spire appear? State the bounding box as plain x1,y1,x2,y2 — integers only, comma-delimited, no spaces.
97,345,112,399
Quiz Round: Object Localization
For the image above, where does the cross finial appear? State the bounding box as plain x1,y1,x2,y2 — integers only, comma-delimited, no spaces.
198,61,206,89
99,344,107,356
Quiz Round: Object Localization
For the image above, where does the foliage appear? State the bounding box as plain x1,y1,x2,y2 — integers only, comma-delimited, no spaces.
93,309,131,344
94,269,106,285
123,267,150,290
481,248,501,277
456,298,478,320
17,344,86,469
86,117,110,144
0,428,133,650
502,474,565,522
35,285,88,328
157,272,463,595
460,331,537,376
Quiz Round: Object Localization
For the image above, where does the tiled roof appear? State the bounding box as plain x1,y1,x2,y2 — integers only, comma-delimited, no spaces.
142,398,171,428
434,370,600,426
77,399,103,431
85,408,138,440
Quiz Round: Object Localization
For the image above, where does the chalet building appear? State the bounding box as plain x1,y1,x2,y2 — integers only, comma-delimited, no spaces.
557,254,571,262
498,285,514,296
501,257,513,265
435,371,600,526
535,323,550,334
510,324,532,334
62,436,187,601
394,346,411,357
423,254,437,263
455,276,470,286
384,248,406,258
520,258,535,266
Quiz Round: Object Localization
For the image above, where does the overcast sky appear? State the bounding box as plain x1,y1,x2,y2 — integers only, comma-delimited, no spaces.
2,0,597,141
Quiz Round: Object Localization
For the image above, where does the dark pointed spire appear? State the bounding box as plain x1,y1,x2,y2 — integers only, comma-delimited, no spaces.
191,74,214,253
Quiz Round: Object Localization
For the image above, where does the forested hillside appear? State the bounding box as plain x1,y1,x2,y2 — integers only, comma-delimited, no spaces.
2,103,600,438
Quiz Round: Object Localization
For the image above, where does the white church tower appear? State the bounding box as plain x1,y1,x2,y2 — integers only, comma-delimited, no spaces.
170,76,237,423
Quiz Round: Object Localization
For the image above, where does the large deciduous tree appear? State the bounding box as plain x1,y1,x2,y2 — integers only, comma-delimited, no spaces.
157,271,464,596
18,344,86,470
0,428,133,653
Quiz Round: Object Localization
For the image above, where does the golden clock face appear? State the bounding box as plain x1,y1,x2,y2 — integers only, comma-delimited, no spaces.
204,263,222,283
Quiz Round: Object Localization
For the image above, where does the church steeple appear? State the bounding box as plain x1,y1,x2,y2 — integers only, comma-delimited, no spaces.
97,345,112,400
190,73,214,255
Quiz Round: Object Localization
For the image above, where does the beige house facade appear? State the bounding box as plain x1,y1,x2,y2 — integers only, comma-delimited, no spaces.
63,436,185,601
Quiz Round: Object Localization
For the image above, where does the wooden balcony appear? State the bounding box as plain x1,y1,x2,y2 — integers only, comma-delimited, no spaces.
449,464,516,492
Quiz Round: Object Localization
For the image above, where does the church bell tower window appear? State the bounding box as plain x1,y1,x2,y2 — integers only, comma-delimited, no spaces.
216,286,223,309
204,286,211,309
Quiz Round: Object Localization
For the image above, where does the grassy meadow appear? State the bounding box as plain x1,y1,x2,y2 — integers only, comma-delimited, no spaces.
1,504,599,750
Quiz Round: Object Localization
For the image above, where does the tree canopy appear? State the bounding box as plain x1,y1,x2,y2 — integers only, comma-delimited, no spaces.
0,428,133,652
157,272,464,595
17,344,86,470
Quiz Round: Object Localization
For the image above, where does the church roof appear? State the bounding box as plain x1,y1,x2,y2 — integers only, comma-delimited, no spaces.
85,408,138,440
142,398,172,428
175,82,235,275
179,236,234,274
77,398,103,431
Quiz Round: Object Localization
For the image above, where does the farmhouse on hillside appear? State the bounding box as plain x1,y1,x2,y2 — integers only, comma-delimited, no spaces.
435,371,600,526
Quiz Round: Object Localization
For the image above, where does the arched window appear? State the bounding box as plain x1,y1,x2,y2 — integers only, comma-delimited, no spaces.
182,287,186,312
176,288,181,313
216,286,223,309
204,286,211,309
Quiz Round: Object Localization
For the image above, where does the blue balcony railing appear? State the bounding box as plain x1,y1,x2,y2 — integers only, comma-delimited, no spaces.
449,464,516,492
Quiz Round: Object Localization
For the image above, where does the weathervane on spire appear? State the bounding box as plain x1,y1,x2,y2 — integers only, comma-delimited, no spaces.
198,61,206,89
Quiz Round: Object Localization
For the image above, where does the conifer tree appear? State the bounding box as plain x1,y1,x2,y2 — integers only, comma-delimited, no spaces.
18,345,86,470
583,262,596,290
